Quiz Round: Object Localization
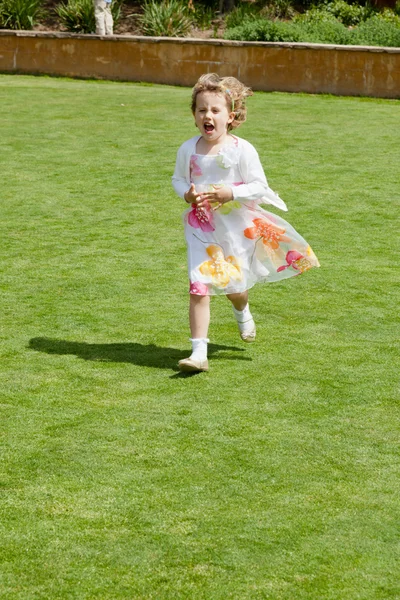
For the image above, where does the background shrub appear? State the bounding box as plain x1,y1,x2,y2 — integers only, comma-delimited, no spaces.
225,0,296,24
0,0,42,29
224,3,261,28
260,0,296,20
225,2,400,47
294,1,374,26
56,0,122,33
225,18,302,42
375,7,400,25
298,18,353,43
225,16,352,44
293,7,341,24
351,14,400,46
193,5,214,28
139,0,194,36
322,0,374,26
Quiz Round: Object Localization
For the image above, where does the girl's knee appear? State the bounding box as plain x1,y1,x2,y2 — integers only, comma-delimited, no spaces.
227,291,248,310
190,294,210,304
227,291,248,301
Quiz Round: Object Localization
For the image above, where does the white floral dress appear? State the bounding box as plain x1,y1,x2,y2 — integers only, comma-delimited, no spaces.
183,142,320,296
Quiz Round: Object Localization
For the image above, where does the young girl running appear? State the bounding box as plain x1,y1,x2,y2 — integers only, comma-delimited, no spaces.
172,73,319,373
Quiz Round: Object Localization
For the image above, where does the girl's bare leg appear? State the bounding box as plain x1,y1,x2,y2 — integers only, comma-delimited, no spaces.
226,291,248,311
178,294,210,372
189,294,210,339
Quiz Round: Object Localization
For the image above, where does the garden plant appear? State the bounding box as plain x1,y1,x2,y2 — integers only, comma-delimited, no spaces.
0,0,400,46
56,0,122,33
0,74,399,599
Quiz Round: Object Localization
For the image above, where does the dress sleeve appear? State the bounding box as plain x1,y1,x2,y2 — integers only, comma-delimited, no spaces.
231,141,288,211
172,144,190,199
231,143,269,202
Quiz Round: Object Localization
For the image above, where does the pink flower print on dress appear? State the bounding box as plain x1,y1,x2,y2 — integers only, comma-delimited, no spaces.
190,155,202,178
187,203,215,232
189,281,209,296
277,250,313,273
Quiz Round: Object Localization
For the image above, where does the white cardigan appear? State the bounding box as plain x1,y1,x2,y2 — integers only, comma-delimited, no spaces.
171,135,288,212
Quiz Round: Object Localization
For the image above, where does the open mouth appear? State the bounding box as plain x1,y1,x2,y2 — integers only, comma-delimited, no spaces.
204,123,215,133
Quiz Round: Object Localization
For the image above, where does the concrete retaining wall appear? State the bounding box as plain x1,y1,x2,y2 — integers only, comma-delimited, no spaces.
0,30,399,98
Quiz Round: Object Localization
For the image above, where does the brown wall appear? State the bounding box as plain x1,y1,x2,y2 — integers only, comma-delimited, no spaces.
0,30,399,98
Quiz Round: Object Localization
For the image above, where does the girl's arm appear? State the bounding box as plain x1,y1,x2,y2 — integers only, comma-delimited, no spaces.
232,141,288,211
231,143,269,201
172,144,190,199
172,141,203,205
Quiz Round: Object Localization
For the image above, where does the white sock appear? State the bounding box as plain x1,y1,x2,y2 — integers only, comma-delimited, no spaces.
189,338,209,362
232,304,255,334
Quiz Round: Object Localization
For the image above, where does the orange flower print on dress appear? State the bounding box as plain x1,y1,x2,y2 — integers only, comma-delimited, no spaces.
199,245,242,288
277,250,313,273
244,217,291,251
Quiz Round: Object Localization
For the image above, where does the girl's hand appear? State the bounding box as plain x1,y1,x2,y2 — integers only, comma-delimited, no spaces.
184,183,200,204
197,185,233,210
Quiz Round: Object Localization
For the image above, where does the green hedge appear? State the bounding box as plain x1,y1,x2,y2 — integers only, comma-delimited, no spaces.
224,16,352,44
224,18,301,42
352,15,400,46
225,14,400,47
294,0,375,27
296,19,352,44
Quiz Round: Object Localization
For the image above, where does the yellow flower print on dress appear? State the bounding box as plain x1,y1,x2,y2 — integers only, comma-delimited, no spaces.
306,245,320,265
218,200,241,215
199,245,242,288
203,184,241,215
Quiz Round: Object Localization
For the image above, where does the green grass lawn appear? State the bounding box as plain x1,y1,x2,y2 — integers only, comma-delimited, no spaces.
0,74,399,599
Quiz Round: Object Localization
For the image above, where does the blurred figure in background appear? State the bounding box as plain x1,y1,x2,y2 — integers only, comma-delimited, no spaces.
94,0,113,35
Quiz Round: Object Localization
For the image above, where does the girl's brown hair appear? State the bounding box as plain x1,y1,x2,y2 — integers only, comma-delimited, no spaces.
191,73,253,130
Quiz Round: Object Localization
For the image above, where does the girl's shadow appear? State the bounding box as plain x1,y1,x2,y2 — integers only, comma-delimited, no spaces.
28,337,251,372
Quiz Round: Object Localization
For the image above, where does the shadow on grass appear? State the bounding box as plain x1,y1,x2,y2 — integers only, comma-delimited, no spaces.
28,337,251,372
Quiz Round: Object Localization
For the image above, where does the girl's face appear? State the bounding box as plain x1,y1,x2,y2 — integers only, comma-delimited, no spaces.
194,91,234,144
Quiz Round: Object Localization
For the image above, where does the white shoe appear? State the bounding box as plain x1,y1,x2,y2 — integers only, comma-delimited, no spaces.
240,325,256,343
232,304,256,343
178,357,209,372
